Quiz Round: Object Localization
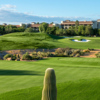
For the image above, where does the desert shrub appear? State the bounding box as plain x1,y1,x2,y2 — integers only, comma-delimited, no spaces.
22,53,32,60
75,53,80,57
96,54,100,58
3,54,13,60
3,54,17,60
17,54,20,59
66,50,72,55
88,48,94,51
69,53,75,57
32,56,42,60
95,52,100,58
40,52,47,57
12,54,17,60
54,53,65,57
55,48,65,53
72,50,80,55
37,51,41,55
63,51,69,57
79,51,85,56
83,49,90,52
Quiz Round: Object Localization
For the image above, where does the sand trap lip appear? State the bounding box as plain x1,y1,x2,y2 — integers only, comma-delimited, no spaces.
71,39,90,42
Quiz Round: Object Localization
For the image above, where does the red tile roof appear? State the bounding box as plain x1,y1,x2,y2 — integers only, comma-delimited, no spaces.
31,24,40,27
61,21,93,25
15,25,20,28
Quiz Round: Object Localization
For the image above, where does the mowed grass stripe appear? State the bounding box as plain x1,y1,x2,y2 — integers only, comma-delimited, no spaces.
0,57,100,94
1,79,100,100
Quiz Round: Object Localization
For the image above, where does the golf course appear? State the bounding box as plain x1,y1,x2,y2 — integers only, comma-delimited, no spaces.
0,32,100,100
0,32,100,50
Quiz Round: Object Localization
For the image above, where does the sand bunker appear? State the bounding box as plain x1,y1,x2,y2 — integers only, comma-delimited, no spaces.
72,39,90,42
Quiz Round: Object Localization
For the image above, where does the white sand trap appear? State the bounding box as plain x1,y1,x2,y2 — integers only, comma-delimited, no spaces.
72,39,90,42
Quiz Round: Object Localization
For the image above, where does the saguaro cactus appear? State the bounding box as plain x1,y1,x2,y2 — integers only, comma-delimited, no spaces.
42,68,57,100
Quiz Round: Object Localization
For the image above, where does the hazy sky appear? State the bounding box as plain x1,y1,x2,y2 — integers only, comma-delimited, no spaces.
0,0,100,24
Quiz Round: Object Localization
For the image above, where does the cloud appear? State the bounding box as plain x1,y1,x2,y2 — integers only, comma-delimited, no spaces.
0,4,16,11
0,5,94,25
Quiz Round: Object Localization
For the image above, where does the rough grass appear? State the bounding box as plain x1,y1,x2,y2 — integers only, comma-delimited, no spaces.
0,32,100,50
0,57,100,99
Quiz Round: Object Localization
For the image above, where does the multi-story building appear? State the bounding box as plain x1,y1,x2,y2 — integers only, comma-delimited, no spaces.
61,20,100,29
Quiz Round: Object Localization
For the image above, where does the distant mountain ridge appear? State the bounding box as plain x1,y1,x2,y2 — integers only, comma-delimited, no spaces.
0,10,92,24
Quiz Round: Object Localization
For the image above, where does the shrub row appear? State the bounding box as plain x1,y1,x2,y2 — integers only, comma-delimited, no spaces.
3,48,85,61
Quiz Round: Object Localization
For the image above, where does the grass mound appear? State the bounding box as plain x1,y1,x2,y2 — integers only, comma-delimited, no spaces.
1,32,100,50
0,32,65,50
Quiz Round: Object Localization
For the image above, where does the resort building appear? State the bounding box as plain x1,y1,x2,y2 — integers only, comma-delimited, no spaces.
61,20,100,29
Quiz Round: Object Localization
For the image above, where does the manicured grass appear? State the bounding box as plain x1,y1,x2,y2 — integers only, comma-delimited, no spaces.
59,36,100,49
0,32,100,50
0,57,100,99
0,32,66,50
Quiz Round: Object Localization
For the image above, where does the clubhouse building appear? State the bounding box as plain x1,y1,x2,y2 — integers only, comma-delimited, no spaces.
61,19,100,29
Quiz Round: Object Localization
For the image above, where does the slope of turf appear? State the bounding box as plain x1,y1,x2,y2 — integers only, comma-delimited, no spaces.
59,36,100,49
0,32,66,50
0,57,100,99
0,32,100,50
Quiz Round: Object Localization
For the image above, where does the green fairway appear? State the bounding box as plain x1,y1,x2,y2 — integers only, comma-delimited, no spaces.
0,57,100,100
59,36,100,49
0,32,66,50
0,32,100,50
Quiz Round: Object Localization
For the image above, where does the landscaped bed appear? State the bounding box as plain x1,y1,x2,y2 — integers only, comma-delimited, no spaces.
1,48,85,61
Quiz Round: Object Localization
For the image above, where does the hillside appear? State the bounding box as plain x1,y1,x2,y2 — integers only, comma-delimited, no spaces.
0,32,100,50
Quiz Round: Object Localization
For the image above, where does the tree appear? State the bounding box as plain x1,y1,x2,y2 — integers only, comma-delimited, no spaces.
75,20,79,26
24,27,34,32
75,26,79,35
37,22,39,24
50,22,54,24
98,29,100,36
85,25,93,36
46,26,59,35
56,29,63,36
5,25,13,33
78,25,85,35
39,22,49,33
0,25,5,35
81,30,85,36
63,29,67,35
22,24,26,29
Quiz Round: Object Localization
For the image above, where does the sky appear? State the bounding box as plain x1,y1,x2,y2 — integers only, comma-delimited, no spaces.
0,0,100,24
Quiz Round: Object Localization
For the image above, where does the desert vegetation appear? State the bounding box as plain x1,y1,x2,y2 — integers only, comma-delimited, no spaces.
2,48,85,61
